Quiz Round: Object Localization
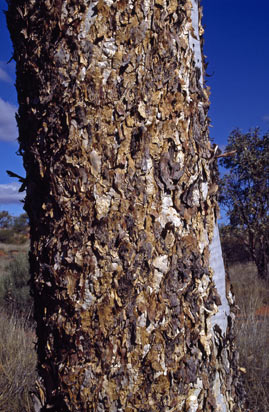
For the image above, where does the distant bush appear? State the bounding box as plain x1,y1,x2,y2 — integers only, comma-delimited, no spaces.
13,213,29,234
0,211,29,244
0,253,32,317
0,228,16,244
0,229,28,245
0,311,37,412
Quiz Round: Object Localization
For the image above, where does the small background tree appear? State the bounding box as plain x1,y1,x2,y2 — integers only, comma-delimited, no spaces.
219,224,251,265
0,211,13,229
13,213,29,234
0,211,29,244
219,128,269,279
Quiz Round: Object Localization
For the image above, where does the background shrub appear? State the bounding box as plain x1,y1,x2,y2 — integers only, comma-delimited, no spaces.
0,229,16,244
0,252,32,317
0,211,29,244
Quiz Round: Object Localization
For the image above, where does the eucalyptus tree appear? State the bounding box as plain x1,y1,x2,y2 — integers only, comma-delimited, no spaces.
7,0,246,411
220,128,269,279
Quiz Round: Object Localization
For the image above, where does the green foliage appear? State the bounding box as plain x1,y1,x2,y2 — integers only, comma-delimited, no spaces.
0,228,16,244
0,211,29,244
0,210,13,228
0,253,32,317
219,128,269,278
219,225,251,264
13,213,29,233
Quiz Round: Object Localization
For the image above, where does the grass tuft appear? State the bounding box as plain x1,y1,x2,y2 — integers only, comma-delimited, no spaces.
0,311,37,412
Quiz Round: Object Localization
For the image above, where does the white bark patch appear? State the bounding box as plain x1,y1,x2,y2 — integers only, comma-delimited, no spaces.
79,66,87,81
192,187,200,206
212,370,227,412
141,0,151,27
138,101,147,118
81,280,96,310
199,331,211,357
209,225,231,411
142,344,150,358
89,150,102,176
189,0,203,85
93,187,120,220
103,38,117,58
175,148,184,164
102,69,112,85
145,157,156,195
82,366,94,389
198,228,209,254
201,182,208,200
95,194,111,220
186,394,198,412
186,379,203,412
143,0,151,16
128,0,134,10
209,225,230,333
157,195,182,228
54,45,69,65
152,255,169,273
152,269,164,292
137,312,147,327
83,1,98,35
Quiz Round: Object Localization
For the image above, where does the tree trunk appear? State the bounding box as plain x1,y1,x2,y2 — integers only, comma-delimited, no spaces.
255,247,269,279
7,0,246,410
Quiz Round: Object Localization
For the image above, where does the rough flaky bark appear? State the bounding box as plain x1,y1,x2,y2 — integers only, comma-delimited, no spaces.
7,0,246,411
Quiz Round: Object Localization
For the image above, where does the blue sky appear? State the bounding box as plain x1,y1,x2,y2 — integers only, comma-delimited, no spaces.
203,0,269,147
0,0,269,217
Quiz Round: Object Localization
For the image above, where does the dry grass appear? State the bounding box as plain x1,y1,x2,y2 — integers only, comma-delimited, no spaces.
229,262,269,412
0,241,29,253
0,311,37,412
0,241,29,275
0,241,36,411
229,262,269,315
0,251,32,319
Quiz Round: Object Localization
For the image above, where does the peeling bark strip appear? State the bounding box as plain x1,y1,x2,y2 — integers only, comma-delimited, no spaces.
7,1,246,411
